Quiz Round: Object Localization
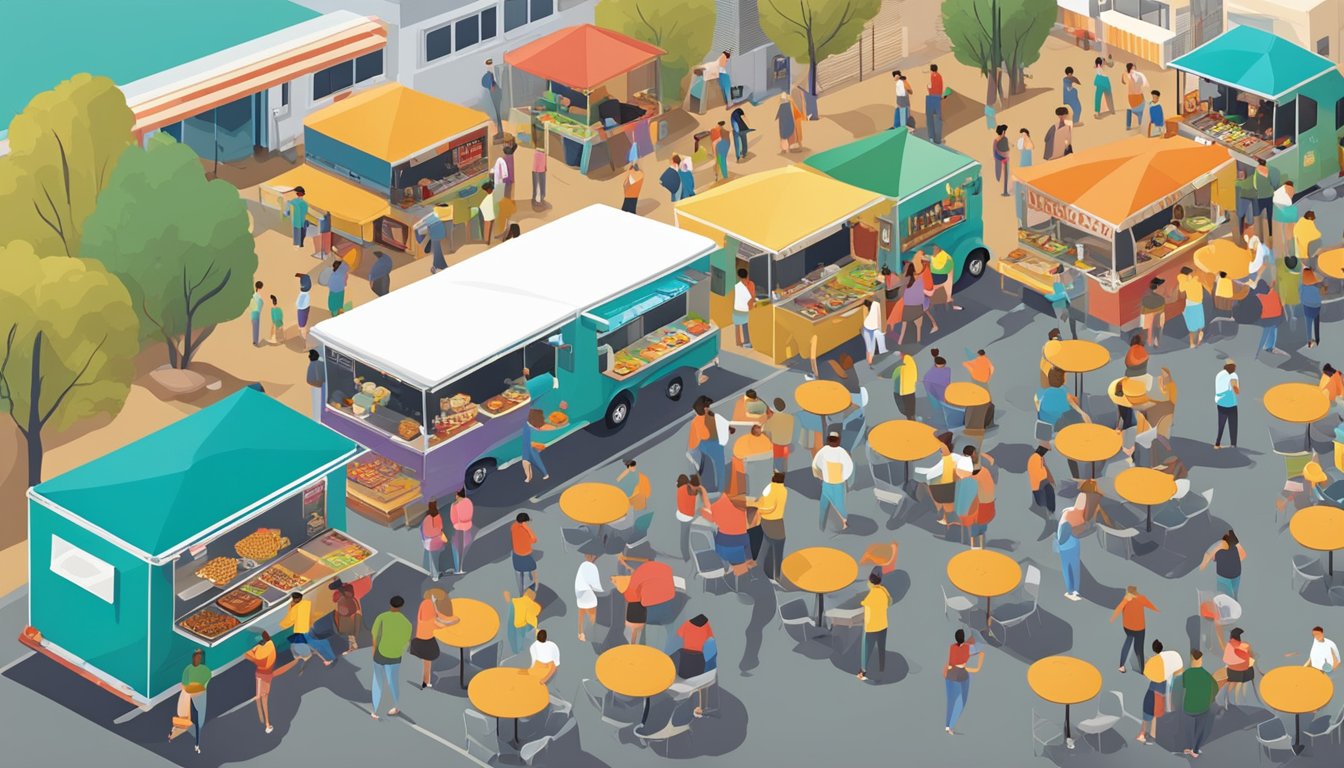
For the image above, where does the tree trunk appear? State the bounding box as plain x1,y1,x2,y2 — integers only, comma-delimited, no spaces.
165,336,179,368
25,423,42,488
26,332,44,487
807,27,818,95
180,323,216,370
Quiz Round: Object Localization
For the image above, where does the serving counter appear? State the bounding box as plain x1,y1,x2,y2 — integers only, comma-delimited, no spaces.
752,260,882,365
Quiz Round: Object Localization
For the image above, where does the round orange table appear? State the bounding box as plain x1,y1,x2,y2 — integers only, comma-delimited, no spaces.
1053,423,1123,479
944,382,990,408
867,419,942,486
782,547,859,626
795,380,852,437
1318,248,1344,280
1259,666,1334,752
560,482,630,526
1290,505,1344,576
1194,239,1252,280
1114,467,1177,533
596,644,677,723
434,598,500,688
1045,340,1110,399
946,549,1021,628
1028,655,1103,750
1264,382,1330,453
467,666,550,746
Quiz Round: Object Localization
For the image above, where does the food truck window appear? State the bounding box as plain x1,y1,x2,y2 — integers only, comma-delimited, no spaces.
1114,232,1136,277
747,256,771,298
523,338,557,380
51,535,115,604
1275,100,1296,144
440,351,526,405
173,488,312,618
429,349,531,436
1299,96,1318,132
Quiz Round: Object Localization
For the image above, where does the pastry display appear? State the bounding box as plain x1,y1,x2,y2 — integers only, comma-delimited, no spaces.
346,455,419,503
432,392,480,439
240,580,269,597
685,320,711,336
216,589,263,617
259,563,309,592
397,418,421,441
234,528,291,561
179,608,240,640
194,556,238,587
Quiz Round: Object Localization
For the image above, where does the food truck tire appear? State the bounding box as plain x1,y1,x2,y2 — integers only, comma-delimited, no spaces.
665,375,685,402
603,392,634,431
959,249,989,284
464,459,496,490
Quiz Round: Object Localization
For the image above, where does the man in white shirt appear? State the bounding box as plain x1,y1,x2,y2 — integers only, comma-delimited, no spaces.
1213,361,1239,449
480,180,498,243
573,543,603,642
861,299,888,365
893,71,910,129
528,629,560,684
733,268,754,348
491,153,510,200
812,431,854,531
1306,626,1340,672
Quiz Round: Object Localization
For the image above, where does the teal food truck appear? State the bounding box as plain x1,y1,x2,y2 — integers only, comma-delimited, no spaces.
312,205,720,497
1171,25,1344,191
805,128,990,283
25,389,370,704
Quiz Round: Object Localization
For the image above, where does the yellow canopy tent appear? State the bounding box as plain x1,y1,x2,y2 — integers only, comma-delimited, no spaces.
304,82,491,164
262,165,391,243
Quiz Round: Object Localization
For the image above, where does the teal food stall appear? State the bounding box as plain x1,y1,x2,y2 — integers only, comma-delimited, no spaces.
804,128,991,283
24,388,371,705
1171,25,1344,190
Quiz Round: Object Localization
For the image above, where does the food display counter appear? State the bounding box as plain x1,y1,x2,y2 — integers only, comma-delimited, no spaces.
1183,110,1278,159
605,316,714,380
764,258,882,366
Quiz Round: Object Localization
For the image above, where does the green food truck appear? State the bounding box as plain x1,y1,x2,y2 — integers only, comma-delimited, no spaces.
1171,25,1344,191
804,128,990,283
312,205,720,495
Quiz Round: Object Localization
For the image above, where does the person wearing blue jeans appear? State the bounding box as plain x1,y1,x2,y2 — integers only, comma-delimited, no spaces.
1055,517,1081,600
280,593,336,664
944,629,984,734
369,595,412,719
812,432,853,531
370,659,400,717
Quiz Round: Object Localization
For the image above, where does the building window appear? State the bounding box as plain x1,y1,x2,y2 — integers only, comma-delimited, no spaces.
505,0,554,33
280,82,290,107
1318,36,1330,56
425,8,499,64
50,535,115,604
1300,96,1318,132
1112,0,1169,28
312,51,383,101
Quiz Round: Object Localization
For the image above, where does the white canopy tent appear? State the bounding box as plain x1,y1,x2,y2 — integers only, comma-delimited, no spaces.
311,204,718,389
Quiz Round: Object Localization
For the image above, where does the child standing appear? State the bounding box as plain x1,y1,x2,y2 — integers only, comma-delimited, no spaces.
269,295,284,344
1146,91,1165,138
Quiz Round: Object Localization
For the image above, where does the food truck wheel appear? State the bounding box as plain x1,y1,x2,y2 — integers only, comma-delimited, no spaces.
665,376,685,402
604,393,633,431
961,249,989,282
465,459,496,490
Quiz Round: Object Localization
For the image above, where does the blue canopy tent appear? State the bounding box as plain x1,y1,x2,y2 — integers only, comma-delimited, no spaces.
26,388,366,703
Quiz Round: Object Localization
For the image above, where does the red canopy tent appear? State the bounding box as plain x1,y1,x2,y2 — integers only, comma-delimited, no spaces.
504,24,665,90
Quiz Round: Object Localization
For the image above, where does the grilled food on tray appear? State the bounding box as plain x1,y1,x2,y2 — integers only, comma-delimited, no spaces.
216,589,264,617
234,528,291,561
180,608,240,639
194,556,238,586
259,564,308,591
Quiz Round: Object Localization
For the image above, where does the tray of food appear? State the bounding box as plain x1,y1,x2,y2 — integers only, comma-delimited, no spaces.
612,359,641,376
258,563,309,592
216,588,264,617
235,528,291,562
194,556,238,587
240,579,270,598
684,320,711,336
179,608,241,640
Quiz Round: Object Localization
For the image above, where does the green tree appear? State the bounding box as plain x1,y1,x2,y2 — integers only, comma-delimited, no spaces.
1001,0,1056,94
944,0,1055,100
759,0,883,95
82,134,258,370
0,74,135,258
0,242,139,487
595,0,716,103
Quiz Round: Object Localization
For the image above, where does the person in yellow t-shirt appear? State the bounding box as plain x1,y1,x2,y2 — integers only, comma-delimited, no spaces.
1177,267,1205,348
504,588,541,656
893,352,919,419
857,571,892,681
749,471,789,582
1137,639,1170,744
1295,209,1321,260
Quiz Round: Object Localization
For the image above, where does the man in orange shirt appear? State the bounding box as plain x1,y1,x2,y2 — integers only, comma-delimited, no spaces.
511,512,539,594
1320,363,1344,405
1027,445,1056,516
702,493,755,574
618,550,676,643
1109,585,1158,672
729,423,773,495
962,349,995,391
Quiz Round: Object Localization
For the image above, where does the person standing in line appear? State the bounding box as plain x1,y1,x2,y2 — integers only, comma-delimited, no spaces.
1062,67,1083,125
294,273,313,341
482,59,504,139
861,298,888,365
674,474,710,561
813,431,854,531
243,631,276,733
730,108,751,161
1305,626,1340,672
1044,108,1073,160
574,541,603,642
733,268,755,348
621,163,644,214
1199,529,1246,598
893,351,919,420
305,349,325,421
1182,650,1217,758
750,470,789,584
1177,266,1205,348
893,70,911,129
894,261,928,345
331,579,363,654
857,571,891,682
1301,267,1326,348
531,144,548,209
280,591,336,665
1054,513,1082,601
419,500,447,581
679,154,698,198
1122,63,1147,130
449,488,474,574
479,180,498,243
1093,57,1114,117
1110,586,1158,672
528,629,561,684
763,397,794,472
1214,360,1239,450
1027,444,1056,516
511,511,539,594
249,281,265,347
283,186,309,247
178,649,212,753
775,92,796,154
944,629,984,734
415,205,451,275
660,155,682,202
326,260,348,318
926,64,944,144
1139,277,1167,347
992,125,1010,196
504,587,541,656
1146,90,1165,137
410,587,459,689
369,595,413,719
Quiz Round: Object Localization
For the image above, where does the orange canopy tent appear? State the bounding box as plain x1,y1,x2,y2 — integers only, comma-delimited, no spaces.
1013,136,1233,233
504,24,665,90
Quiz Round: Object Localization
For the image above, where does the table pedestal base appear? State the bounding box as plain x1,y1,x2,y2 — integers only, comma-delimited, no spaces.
1065,703,1075,750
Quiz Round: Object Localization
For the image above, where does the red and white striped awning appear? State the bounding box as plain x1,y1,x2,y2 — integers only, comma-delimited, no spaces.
127,14,386,137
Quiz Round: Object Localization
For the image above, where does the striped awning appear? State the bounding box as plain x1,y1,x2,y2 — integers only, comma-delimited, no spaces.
127,14,386,137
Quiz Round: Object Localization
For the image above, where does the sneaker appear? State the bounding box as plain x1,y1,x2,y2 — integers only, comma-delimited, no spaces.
265,726,273,734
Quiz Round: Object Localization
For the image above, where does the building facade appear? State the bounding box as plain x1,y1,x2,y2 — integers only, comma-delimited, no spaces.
710,0,790,102
1058,0,1224,64
1225,0,1344,61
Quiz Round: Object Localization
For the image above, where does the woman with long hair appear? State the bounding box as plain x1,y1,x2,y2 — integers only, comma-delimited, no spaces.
895,261,928,345
419,501,447,580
